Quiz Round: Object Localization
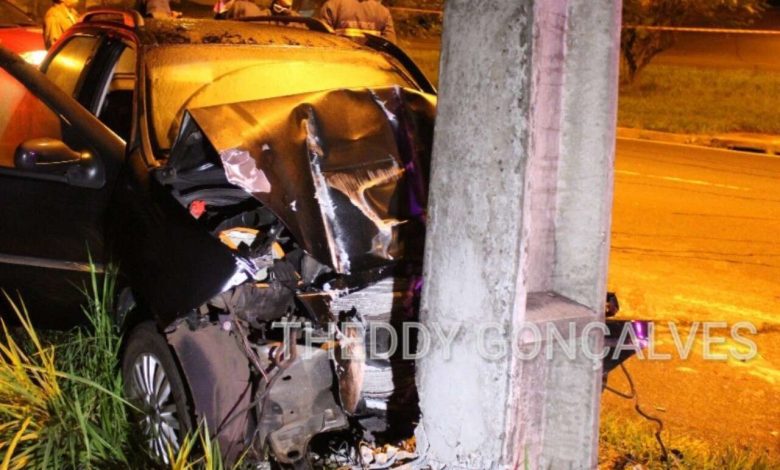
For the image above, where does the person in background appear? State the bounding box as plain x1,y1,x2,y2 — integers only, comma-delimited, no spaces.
144,0,182,19
320,0,395,42
269,0,295,16
213,0,263,19
214,0,295,19
43,0,78,49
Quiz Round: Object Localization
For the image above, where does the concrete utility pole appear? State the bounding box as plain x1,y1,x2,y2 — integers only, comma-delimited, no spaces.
416,0,622,468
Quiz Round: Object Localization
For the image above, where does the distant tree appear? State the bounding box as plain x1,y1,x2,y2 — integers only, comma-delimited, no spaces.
621,0,767,83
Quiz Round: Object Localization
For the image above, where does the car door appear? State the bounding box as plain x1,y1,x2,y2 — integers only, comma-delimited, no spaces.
0,46,124,328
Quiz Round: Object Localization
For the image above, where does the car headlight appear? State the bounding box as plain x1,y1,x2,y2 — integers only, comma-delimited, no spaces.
20,50,46,66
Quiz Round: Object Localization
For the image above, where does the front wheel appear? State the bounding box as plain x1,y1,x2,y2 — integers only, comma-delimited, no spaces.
122,321,194,464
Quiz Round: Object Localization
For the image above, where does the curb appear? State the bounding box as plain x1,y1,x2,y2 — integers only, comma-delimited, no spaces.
616,127,780,155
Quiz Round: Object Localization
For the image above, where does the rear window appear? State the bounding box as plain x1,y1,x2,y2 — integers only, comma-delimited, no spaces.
145,45,413,150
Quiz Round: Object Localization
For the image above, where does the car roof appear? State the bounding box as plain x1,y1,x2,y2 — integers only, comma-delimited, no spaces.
67,13,436,94
128,18,365,51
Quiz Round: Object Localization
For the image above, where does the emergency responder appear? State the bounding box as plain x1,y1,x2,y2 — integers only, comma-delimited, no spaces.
43,0,77,49
269,0,295,16
320,0,395,42
143,0,182,19
213,0,262,19
214,0,294,19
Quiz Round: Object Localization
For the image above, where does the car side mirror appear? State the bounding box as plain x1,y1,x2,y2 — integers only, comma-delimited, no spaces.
14,138,105,189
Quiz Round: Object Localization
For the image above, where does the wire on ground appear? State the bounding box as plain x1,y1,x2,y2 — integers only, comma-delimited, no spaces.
605,363,678,467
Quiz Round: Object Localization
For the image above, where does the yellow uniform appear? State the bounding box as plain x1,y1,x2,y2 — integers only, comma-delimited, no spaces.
43,3,77,49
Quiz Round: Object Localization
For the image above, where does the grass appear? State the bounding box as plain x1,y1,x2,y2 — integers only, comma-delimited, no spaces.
0,269,229,469
168,423,225,470
0,272,130,469
618,64,780,135
599,411,778,469
401,34,780,137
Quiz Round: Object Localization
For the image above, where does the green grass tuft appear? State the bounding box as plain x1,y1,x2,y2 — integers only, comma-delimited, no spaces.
599,411,777,469
0,268,131,469
0,267,244,469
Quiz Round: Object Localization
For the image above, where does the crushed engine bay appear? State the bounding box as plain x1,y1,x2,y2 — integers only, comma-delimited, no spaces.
156,87,436,467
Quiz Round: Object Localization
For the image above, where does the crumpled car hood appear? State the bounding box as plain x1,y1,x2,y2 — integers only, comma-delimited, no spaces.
169,86,436,274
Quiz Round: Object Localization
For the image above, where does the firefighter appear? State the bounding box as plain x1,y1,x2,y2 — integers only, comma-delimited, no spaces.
43,0,78,49
143,0,182,19
320,0,396,42
213,0,263,19
270,0,295,16
213,0,294,19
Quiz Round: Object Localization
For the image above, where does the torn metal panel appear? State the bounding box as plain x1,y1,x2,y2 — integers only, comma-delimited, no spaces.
170,87,436,275
221,148,272,194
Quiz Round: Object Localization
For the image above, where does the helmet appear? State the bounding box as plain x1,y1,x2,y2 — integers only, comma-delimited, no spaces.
272,0,292,14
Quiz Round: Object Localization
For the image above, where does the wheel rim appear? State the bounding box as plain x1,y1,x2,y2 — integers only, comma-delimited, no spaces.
129,353,182,463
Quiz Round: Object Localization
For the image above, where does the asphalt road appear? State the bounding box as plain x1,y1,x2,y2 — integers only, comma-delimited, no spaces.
610,138,780,323
605,138,780,458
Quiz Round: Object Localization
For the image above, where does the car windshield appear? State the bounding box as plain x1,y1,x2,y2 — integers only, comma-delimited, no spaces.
146,45,414,150
0,1,35,26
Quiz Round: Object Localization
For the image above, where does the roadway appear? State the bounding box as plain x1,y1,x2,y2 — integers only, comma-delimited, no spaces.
611,138,780,324
605,138,780,458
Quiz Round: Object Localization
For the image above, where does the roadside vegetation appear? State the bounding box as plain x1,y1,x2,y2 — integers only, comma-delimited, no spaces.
0,273,129,469
0,271,224,469
618,64,780,135
400,51,780,136
620,0,766,83
599,411,778,469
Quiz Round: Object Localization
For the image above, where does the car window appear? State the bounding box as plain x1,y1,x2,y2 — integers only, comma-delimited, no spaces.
96,45,136,142
0,70,63,168
44,36,101,98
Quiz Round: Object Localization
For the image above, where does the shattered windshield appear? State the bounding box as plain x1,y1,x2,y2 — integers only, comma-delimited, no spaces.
146,45,414,150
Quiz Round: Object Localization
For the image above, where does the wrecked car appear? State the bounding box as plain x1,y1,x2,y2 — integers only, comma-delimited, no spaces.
0,11,646,468
0,11,435,467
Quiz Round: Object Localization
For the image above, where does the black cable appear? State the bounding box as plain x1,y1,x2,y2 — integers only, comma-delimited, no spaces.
605,363,673,466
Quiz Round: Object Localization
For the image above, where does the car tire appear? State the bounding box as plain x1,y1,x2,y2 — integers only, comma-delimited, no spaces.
122,321,194,464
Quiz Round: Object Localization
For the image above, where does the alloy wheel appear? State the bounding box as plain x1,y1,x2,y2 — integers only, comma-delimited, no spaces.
128,352,183,463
